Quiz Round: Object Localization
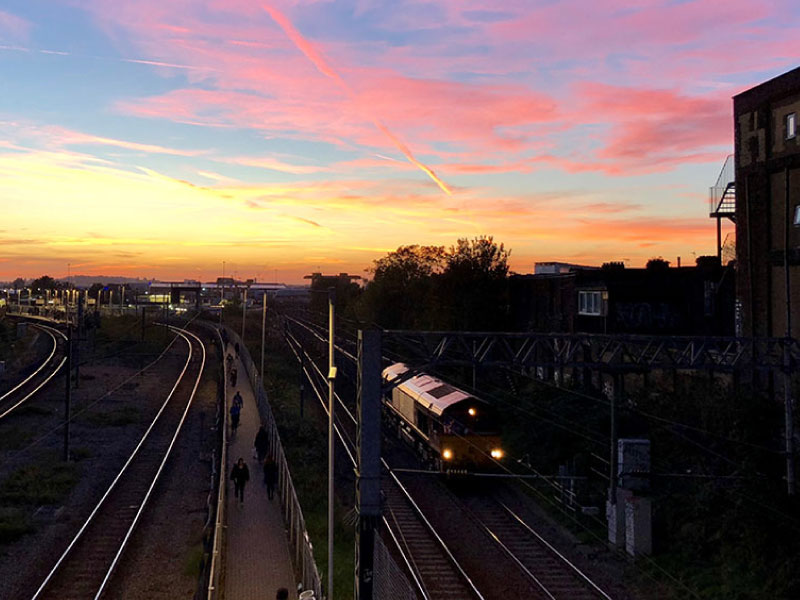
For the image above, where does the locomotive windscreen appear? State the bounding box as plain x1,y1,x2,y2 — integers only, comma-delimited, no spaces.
441,399,499,435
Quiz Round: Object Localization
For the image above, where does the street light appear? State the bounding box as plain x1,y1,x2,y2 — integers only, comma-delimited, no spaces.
327,287,336,600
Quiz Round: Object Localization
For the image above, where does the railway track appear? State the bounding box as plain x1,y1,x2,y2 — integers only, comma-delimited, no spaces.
458,492,613,600
284,313,616,599
284,318,485,599
0,323,67,421
383,472,484,600
30,325,206,600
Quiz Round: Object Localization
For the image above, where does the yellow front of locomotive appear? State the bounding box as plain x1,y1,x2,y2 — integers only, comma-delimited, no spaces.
439,433,504,472
439,401,504,473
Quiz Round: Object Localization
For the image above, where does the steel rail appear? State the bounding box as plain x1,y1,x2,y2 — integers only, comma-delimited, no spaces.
286,328,358,425
385,469,486,600
381,514,429,600
95,326,207,598
0,324,61,401
286,320,485,599
284,329,358,467
284,315,358,364
498,500,613,600
30,326,199,600
467,509,557,600
0,324,67,421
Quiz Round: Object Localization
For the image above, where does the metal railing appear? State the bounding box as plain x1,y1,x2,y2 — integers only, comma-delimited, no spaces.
194,322,227,600
709,154,735,215
225,327,323,598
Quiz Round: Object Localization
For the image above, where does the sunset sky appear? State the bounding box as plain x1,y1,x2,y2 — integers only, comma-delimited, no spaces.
0,0,796,283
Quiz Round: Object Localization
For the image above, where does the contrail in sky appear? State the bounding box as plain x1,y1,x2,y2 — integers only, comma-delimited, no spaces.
262,4,452,196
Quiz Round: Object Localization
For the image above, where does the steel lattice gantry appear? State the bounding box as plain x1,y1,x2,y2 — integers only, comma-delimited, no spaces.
384,330,800,375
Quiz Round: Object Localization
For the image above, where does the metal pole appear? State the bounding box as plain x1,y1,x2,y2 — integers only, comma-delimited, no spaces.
260,293,267,379
220,261,225,325
64,324,72,462
241,287,247,344
355,329,382,600
327,287,336,600
300,353,305,419
75,295,83,389
785,167,796,496
610,373,620,505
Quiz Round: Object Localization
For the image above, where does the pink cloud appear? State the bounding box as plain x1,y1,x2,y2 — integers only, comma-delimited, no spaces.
78,0,790,180
0,10,30,41
224,155,330,174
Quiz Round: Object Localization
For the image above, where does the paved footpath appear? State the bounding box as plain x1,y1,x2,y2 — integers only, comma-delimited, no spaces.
223,347,296,600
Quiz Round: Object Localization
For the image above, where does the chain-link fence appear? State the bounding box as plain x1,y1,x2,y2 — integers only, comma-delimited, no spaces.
374,528,421,600
227,326,323,598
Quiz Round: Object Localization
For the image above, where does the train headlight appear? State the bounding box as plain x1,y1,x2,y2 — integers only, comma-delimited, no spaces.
468,407,476,417
442,449,453,461
490,448,504,460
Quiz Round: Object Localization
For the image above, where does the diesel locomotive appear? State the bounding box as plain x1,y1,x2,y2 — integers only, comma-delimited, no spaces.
383,363,504,472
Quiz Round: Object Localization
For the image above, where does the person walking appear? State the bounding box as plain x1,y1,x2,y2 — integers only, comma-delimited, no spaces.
230,367,238,387
254,424,269,462
234,390,244,409
231,457,249,505
263,454,278,500
230,402,241,433
234,341,240,357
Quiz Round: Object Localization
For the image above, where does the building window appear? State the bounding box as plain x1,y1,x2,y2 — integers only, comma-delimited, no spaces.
578,290,603,316
787,113,797,140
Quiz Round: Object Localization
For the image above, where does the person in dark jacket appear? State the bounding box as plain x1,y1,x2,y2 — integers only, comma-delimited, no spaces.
230,403,241,433
231,457,249,505
254,425,269,462
263,454,278,500
230,367,238,387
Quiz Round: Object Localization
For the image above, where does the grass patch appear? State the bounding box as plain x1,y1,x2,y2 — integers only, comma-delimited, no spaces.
0,460,78,505
0,507,33,544
70,446,92,461
0,428,34,451
84,405,140,427
182,543,206,578
16,403,52,416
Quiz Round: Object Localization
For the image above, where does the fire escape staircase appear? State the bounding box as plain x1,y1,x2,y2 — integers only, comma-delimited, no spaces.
709,154,735,260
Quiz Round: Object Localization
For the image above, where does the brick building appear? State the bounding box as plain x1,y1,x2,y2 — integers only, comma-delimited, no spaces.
509,259,735,335
734,66,800,337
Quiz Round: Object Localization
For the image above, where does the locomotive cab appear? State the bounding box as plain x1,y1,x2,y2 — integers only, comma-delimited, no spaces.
437,399,503,470
383,363,504,473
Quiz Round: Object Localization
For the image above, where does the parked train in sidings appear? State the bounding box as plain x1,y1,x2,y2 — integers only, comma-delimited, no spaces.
382,363,504,473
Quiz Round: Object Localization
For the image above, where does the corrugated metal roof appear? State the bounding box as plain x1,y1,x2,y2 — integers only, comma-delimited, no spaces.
383,363,474,416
